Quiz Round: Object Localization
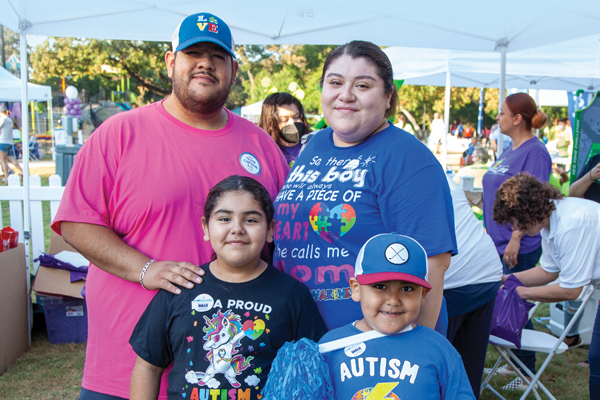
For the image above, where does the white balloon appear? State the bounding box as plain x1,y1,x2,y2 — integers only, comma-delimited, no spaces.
65,86,79,99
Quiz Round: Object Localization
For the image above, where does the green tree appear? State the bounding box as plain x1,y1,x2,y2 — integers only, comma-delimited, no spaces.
397,85,500,140
234,44,332,114
1,26,21,76
29,38,171,104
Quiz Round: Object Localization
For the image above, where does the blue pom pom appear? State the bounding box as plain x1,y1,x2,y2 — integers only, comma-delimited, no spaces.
261,338,334,400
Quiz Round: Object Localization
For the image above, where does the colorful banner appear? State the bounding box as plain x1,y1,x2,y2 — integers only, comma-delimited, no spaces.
571,91,600,182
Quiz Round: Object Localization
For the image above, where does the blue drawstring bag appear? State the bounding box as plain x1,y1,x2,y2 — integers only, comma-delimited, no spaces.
261,338,334,400
490,274,535,349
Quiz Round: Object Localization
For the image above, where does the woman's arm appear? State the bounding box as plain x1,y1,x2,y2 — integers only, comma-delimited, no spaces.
503,229,523,267
130,356,164,400
570,162,600,198
517,284,583,302
506,265,558,287
415,252,451,329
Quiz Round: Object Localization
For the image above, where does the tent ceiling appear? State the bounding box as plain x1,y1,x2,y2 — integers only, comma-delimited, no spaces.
1,0,600,51
385,34,600,91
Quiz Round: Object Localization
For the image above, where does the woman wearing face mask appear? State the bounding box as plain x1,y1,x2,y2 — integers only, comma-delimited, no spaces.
258,92,310,165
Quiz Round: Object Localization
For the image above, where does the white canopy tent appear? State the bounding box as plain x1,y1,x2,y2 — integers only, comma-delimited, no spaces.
1,0,600,50
385,34,600,166
1,0,600,337
385,34,600,91
0,65,51,102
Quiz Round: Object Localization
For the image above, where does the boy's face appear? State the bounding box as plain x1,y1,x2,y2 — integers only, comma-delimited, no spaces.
350,278,426,335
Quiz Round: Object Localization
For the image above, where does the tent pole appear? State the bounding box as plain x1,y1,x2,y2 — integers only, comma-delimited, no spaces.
496,39,508,158
48,100,55,160
443,69,451,171
19,32,32,345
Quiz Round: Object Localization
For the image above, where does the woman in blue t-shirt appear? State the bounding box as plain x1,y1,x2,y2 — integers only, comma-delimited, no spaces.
272,41,457,334
482,92,551,386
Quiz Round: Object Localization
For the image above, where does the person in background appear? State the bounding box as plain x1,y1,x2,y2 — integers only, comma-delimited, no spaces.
445,176,503,399
51,12,289,400
555,118,572,158
565,153,600,353
274,40,456,335
258,92,310,165
451,120,458,135
462,134,480,166
429,112,446,155
464,122,474,139
454,147,490,189
571,154,600,203
0,104,21,182
456,121,465,138
395,113,414,135
481,92,551,390
490,123,513,157
493,173,600,399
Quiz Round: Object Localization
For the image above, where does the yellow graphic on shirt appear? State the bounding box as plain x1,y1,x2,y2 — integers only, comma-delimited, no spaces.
351,382,400,400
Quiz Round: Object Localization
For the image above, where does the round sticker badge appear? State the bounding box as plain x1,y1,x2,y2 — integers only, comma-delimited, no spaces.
191,294,214,312
385,243,409,265
344,342,366,358
239,152,261,175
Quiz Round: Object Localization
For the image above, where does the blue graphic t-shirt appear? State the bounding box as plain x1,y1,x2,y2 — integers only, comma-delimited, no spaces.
273,125,457,329
319,324,475,400
482,137,551,254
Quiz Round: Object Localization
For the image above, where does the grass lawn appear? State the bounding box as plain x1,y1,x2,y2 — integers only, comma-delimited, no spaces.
0,317,85,399
0,304,592,399
481,303,591,399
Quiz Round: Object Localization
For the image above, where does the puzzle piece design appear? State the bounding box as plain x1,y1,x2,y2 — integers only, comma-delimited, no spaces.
310,203,356,243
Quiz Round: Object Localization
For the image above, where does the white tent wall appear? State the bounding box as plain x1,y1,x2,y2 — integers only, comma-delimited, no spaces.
0,65,51,102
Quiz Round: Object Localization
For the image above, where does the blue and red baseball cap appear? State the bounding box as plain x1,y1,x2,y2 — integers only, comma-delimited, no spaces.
171,13,236,58
354,233,431,289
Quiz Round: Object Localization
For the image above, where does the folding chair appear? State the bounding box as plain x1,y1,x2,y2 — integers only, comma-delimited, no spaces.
481,285,595,399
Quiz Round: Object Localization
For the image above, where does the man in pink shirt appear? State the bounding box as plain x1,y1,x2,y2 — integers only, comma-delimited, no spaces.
52,13,289,400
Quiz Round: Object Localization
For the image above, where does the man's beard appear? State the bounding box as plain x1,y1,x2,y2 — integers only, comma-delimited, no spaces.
172,70,231,115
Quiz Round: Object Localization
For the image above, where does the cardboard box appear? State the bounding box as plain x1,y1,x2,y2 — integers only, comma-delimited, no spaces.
0,244,29,375
33,232,89,344
33,232,85,299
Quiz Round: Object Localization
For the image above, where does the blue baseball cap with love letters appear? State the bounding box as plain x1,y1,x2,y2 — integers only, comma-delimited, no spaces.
171,12,236,58
355,233,431,289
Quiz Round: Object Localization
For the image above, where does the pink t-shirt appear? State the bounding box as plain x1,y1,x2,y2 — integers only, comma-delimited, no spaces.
52,101,289,399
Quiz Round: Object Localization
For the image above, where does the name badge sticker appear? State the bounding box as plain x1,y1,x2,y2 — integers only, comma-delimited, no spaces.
240,152,261,175
191,294,214,312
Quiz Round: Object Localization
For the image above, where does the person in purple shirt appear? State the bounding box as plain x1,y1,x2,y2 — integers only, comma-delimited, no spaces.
482,92,551,389
258,92,311,166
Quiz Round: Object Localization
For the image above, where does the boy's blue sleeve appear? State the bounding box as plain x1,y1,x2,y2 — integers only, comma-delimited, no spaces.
442,357,476,399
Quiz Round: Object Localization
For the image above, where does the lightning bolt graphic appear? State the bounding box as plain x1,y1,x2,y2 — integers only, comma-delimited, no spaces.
365,382,399,400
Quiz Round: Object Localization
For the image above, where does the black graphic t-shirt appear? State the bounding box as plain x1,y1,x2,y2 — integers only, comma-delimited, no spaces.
130,263,327,400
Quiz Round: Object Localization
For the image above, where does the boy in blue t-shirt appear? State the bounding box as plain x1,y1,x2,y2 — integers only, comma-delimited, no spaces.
318,233,475,400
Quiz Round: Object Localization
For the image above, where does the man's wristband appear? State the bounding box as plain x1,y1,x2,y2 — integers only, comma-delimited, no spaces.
139,259,155,290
